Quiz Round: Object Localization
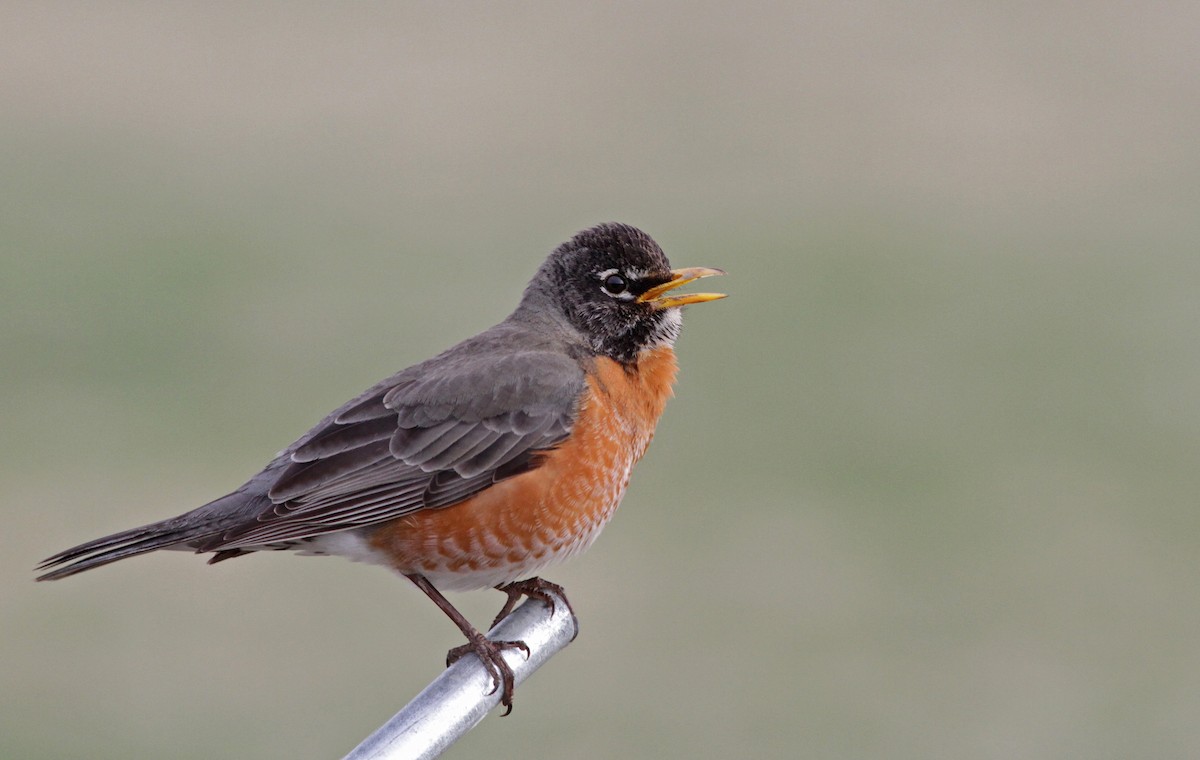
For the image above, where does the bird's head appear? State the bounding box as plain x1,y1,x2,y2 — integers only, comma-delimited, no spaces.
521,223,726,363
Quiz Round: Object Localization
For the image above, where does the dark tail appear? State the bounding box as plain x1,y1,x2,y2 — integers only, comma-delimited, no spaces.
38,487,274,581
35,519,199,581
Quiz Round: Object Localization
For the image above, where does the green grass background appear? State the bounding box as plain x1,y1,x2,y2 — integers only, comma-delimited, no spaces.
4,3,1199,758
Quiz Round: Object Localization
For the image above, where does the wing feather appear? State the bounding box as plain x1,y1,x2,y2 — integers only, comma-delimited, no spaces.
206,343,585,551
291,415,397,462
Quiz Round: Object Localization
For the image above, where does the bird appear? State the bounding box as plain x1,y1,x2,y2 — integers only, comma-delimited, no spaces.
37,222,725,713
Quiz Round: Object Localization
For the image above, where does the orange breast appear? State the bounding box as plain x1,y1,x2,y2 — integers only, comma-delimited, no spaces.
367,346,679,591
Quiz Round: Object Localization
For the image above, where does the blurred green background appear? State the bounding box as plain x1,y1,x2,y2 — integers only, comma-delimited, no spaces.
4,3,1199,758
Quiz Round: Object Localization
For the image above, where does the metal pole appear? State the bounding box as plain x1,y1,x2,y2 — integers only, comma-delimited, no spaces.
343,592,579,760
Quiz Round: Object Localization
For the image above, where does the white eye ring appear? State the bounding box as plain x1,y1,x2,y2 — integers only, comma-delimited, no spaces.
598,269,633,299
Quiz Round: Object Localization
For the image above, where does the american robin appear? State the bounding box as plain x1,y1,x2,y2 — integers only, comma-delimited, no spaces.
37,222,725,712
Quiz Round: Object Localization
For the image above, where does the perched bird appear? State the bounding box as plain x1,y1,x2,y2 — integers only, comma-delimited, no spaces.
37,222,725,712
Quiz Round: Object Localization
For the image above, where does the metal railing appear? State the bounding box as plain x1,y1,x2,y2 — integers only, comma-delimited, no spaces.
343,592,579,760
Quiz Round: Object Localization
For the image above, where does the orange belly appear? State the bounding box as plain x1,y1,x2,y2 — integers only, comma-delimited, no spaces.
366,347,678,591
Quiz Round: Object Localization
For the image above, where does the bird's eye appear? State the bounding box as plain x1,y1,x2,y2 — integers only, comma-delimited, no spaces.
601,273,628,296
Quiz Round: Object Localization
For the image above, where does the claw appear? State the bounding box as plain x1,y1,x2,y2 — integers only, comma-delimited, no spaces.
490,577,575,631
445,633,530,714
406,573,547,715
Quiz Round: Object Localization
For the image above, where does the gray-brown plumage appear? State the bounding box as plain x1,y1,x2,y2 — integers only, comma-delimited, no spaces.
37,222,725,712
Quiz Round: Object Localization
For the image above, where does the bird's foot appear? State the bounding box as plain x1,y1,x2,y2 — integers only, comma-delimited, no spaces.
446,634,530,715
490,577,576,631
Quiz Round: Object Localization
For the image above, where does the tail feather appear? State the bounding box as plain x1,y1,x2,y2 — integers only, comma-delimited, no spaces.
37,489,273,581
36,521,199,581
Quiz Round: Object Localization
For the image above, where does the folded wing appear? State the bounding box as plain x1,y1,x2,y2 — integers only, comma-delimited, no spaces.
198,349,584,551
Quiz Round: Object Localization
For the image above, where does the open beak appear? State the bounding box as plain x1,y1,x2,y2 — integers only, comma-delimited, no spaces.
636,267,727,309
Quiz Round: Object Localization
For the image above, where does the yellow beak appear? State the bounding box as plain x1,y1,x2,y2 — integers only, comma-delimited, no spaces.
635,267,727,309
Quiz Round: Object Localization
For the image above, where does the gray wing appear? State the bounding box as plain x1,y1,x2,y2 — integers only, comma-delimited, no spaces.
199,348,584,551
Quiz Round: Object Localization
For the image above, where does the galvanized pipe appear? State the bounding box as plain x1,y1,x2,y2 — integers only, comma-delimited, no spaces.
342,592,579,760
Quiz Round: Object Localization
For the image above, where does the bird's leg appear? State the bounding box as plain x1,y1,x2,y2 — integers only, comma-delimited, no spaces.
405,573,529,715
489,577,576,633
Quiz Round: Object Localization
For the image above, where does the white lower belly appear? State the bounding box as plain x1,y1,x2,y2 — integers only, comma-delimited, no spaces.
298,520,607,593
